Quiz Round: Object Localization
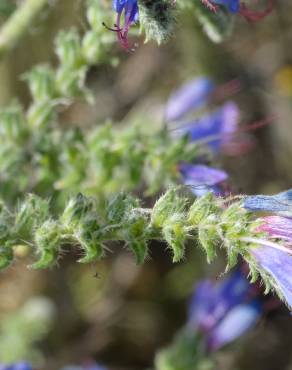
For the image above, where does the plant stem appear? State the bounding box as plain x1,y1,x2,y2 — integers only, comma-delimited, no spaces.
0,0,48,58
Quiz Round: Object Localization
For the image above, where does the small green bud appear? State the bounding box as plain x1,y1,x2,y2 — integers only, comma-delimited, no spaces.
188,192,218,225
151,188,187,228
32,220,61,269
55,30,84,69
127,239,148,265
76,215,104,263
82,31,102,64
22,66,56,101
55,67,87,98
162,213,188,262
14,194,50,237
107,193,139,224
61,194,95,229
123,210,150,264
26,101,56,129
198,215,220,264
86,0,104,32
0,104,27,142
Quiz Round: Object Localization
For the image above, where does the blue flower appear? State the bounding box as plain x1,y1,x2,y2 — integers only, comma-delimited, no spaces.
188,268,263,350
177,101,240,153
250,244,292,310
110,0,139,49
243,189,292,309
165,77,215,123
211,0,240,13
0,363,32,370
179,164,228,196
243,189,292,217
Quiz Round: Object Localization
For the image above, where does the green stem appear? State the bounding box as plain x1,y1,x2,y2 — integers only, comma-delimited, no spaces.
0,0,48,58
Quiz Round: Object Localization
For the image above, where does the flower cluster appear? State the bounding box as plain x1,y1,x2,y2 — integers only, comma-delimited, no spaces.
243,190,292,308
165,76,242,195
188,266,274,351
155,265,277,370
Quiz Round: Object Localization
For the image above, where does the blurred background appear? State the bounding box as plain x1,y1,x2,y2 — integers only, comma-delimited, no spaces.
0,0,292,369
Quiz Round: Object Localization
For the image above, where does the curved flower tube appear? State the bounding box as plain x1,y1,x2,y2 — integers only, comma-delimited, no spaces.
111,0,139,50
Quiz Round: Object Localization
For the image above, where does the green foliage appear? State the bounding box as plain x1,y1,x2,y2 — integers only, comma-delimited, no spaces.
0,187,285,307
0,1,16,18
155,330,214,370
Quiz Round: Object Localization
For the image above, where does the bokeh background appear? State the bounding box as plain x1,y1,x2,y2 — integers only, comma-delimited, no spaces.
0,1,292,369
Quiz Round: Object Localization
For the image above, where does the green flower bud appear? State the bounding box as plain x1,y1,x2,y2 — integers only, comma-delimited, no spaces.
151,188,187,229
55,67,87,98
76,215,103,263
123,209,150,264
61,193,95,229
32,220,61,269
55,30,83,69
26,101,56,129
22,66,56,101
198,214,220,264
0,104,27,142
162,213,188,262
82,31,102,64
107,193,139,224
14,194,50,237
188,192,218,225
86,0,104,32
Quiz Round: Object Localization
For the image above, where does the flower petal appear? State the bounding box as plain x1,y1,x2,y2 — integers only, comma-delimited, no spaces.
207,302,261,351
165,77,215,122
243,189,292,216
250,244,292,309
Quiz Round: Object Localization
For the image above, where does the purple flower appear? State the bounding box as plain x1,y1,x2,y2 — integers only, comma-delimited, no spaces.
109,0,139,50
165,77,215,122
207,302,261,350
243,190,292,216
188,268,262,351
179,164,228,196
211,0,240,13
0,363,32,370
177,101,240,153
243,190,292,309
61,364,107,370
249,243,292,310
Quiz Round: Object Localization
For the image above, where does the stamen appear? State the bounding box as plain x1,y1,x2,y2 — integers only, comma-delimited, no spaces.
102,22,123,33
240,236,292,256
